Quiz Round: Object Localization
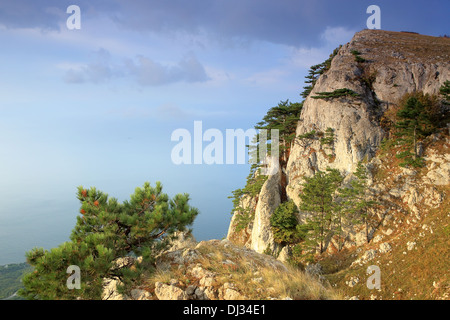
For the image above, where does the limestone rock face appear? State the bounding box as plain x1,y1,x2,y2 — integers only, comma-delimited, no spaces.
250,169,281,253
286,30,449,206
226,194,257,247
227,29,449,257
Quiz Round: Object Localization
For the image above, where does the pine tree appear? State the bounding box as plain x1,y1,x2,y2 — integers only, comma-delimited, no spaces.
19,182,198,300
254,99,303,160
300,45,341,99
339,162,376,244
301,64,323,99
395,96,433,167
270,200,302,246
440,80,450,105
299,168,343,254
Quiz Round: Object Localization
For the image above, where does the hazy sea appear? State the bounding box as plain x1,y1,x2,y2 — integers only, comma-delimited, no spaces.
0,197,228,266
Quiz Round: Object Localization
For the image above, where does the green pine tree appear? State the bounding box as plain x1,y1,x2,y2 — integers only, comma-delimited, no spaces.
270,200,303,246
339,162,376,244
300,46,341,99
19,182,198,300
395,96,433,168
299,168,343,254
254,99,303,162
440,80,450,105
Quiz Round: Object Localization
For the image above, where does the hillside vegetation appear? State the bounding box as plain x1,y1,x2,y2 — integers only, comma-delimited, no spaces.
227,30,449,300
0,262,31,300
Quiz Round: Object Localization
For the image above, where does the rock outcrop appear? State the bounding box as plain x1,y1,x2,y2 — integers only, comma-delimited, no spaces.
227,30,449,256
102,236,338,300
249,169,281,254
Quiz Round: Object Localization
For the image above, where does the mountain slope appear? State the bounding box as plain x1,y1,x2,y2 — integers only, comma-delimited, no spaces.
227,30,449,300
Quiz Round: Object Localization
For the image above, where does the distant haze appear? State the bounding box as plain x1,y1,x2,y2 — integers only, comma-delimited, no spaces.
1,0,449,265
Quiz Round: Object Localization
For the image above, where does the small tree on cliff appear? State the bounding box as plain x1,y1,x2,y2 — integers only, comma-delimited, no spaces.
395,95,434,168
19,182,198,300
299,168,343,254
254,99,303,163
339,162,376,244
270,200,303,246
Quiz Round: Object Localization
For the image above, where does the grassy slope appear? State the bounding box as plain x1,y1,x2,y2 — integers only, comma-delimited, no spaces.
144,240,341,300
319,133,449,300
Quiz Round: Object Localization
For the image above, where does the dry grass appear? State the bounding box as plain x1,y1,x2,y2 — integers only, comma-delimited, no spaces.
351,30,450,65
324,191,449,300
259,266,342,300
145,240,342,300
320,132,449,300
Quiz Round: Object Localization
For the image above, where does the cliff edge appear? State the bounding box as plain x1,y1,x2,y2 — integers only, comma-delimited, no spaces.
227,30,449,300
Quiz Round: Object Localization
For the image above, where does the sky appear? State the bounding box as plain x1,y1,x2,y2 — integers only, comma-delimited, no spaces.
0,0,449,264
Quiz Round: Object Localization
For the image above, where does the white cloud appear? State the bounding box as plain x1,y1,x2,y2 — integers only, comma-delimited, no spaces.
126,53,210,86
239,26,356,93
289,46,330,69
61,49,210,86
320,26,356,48
289,26,356,69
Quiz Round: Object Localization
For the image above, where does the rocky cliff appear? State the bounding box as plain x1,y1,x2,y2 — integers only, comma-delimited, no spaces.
227,30,449,299
100,30,448,301
228,30,449,251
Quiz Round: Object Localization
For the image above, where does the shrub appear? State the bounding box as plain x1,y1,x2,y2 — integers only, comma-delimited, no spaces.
270,200,302,246
311,88,360,100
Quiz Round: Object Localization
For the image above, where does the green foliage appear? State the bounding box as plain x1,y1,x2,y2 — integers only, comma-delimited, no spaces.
19,182,198,300
299,168,343,254
339,162,377,244
440,80,450,105
379,90,447,168
350,50,366,63
320,128,335,146
394,96,433,168
270,200,303,246
229,164,267,232
297,130,317,141
254,99,303,151
229,100,302,232
242,165,268,197
443,225,450,237
229,188,244,215
311,88,360,100
229,164,267,212
0,263,32,299
233,207,254,233
379,137,396,152
301,46,341,99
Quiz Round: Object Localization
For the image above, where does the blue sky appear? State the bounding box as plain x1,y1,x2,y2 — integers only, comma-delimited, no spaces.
0,0,449,264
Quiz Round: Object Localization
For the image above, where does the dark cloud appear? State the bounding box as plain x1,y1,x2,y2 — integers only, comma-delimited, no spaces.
110,0,354,47
0,1,63,30
0,1,108,30
2,1,449,46
0,0,364,45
